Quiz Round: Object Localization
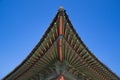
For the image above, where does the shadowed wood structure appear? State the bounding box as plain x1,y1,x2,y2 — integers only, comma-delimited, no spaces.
3,7,120,80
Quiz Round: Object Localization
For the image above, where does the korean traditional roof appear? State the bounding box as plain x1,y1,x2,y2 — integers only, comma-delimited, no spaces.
3,7,120,80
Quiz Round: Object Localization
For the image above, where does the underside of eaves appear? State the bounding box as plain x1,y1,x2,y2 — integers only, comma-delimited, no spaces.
3,7,120,80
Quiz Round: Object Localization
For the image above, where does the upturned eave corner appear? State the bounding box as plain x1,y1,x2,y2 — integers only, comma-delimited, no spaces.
3,7,120,80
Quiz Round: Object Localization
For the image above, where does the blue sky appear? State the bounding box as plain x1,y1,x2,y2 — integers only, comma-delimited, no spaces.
0,0,120,79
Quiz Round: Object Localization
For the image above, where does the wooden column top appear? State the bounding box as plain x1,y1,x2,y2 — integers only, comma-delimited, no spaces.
59,75,64,80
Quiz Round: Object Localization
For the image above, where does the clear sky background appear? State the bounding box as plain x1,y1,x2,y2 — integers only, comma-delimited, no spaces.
0,0,120,79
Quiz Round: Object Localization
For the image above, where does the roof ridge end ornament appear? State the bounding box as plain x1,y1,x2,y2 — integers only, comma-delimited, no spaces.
58,6,65,16
59,6,65,12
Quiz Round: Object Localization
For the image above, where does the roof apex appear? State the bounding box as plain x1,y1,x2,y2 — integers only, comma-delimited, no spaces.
59,6,65,12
